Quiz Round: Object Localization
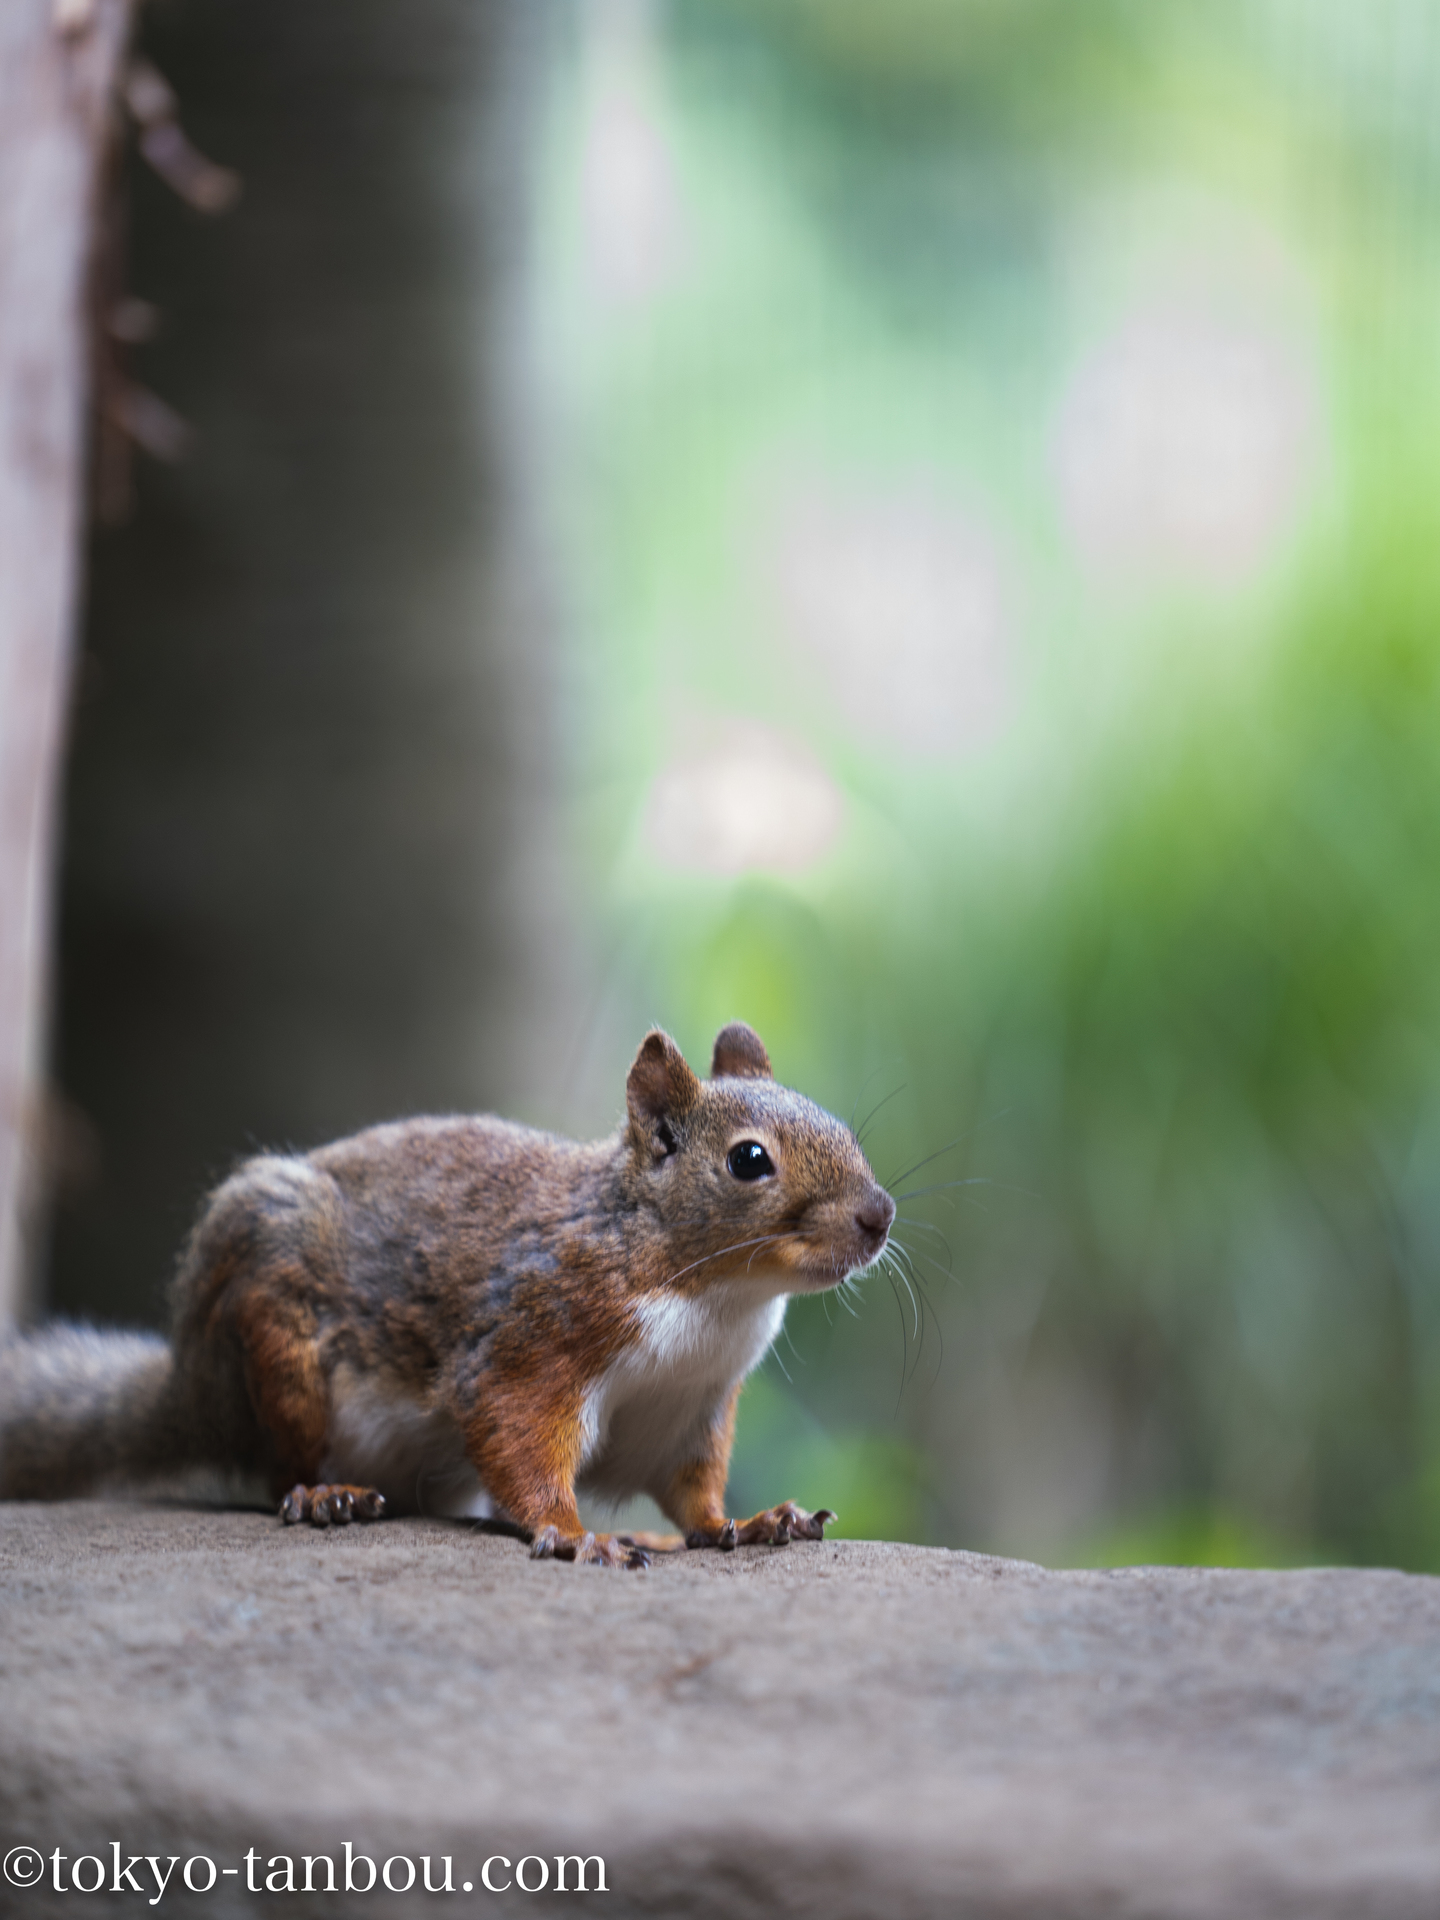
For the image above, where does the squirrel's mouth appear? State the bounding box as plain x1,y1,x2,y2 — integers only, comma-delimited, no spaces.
779,1188,895,1290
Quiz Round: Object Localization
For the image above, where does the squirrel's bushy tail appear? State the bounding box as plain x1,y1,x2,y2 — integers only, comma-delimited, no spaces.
0,1324,179,1499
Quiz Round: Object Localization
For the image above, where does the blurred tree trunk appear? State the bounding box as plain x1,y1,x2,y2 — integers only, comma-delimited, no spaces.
47,1,575,1330
0,0,132,1325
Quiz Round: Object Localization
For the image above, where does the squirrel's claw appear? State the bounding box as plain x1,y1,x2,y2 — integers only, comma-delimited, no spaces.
747,1501,832,1544
686,1517,738,1551
279,1483,386,1528
687,1503,835,1550
529,1525,648,1569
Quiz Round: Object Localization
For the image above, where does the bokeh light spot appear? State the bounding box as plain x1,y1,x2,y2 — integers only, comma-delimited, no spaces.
644,726,844,876
772,482,1013,755
1054,300,1313,583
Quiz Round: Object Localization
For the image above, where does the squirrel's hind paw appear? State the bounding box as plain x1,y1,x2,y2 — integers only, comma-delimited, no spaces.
529,1525,649,1570
280,1484,387,1528
687,1502,835,1550
614,1528,685,1555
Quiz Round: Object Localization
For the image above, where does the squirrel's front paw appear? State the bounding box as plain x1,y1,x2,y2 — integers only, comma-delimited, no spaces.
529,1525,649,1570
280,1483,386,1528
686,1502,835,1550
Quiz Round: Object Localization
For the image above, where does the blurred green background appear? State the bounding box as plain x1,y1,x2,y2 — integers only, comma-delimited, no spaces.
537,0,1440,1570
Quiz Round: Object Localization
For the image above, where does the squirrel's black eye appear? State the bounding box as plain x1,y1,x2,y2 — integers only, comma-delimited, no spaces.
727,1141,775,1182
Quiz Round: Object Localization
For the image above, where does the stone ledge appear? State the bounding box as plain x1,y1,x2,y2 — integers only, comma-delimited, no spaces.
2,1502,1438,1916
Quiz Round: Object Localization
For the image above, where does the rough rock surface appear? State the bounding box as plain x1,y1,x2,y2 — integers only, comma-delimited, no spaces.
1,1502,1438,1917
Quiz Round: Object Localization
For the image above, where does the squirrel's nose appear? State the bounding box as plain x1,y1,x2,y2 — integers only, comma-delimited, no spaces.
855,1190,895,1241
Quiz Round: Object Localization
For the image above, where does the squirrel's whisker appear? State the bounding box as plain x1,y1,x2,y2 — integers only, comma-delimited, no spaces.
883,1134,972,1193
855,1082,907,1150
881,1107,1015,1192
894,1216,955,1269
848,1060,891,1132
896,1260,921,1347
880,1262,911,1409
898,1241,946,1384
893,1237,953,1292
892,1175,992,1199
664,1232,797,1289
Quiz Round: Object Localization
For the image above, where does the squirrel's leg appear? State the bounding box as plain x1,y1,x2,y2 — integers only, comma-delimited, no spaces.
463,1380,649,1570
658,1388,836,1550
230,1286,386,1529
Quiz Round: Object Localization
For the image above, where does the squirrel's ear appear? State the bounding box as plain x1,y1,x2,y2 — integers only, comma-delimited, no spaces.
711,1021,773,1080
626,1029,702,1141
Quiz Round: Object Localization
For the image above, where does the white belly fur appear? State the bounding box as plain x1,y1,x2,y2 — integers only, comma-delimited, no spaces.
577,1285,788,1507
320,1285,787,1521
321,1364,492,1519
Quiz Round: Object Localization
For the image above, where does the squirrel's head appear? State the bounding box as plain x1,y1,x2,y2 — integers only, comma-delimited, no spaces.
623,1022,895,1293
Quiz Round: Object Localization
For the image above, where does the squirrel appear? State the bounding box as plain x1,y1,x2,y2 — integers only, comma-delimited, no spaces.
0,1022,895,1568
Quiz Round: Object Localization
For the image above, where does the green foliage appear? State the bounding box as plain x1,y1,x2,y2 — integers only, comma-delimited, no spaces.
540,0,1440,1568
728,1373,933,1545
1077,1502,1309,1572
